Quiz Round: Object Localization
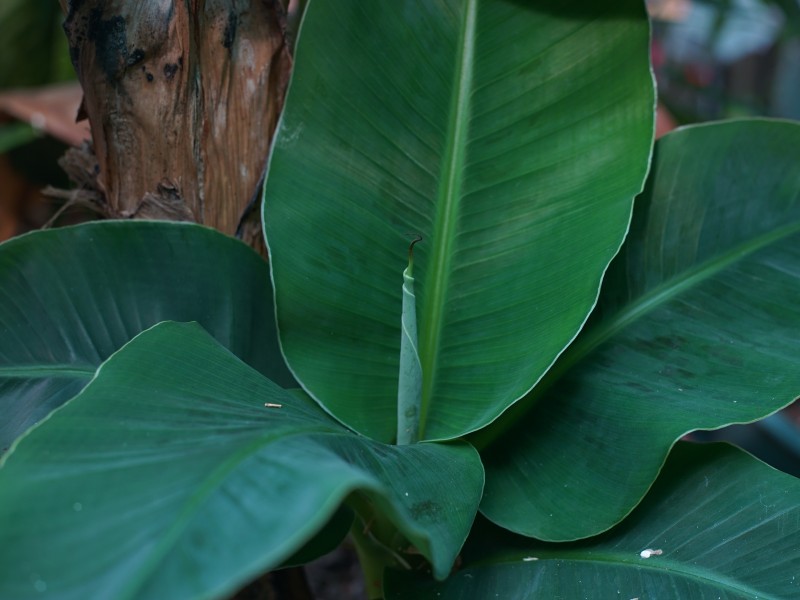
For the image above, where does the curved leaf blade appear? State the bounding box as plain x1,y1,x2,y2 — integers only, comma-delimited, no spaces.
0,322,483,599
480,119,800,540
263,0,654,442
0,221,294,452
387,443,800,599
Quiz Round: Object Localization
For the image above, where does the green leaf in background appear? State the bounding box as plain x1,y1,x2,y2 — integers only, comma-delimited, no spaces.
397,236,423,445
0,322,484,599
478,119,800,541
263,0,654,442
386,442,800,599
0,122,39,153
0,221,295,453
0,0,74,88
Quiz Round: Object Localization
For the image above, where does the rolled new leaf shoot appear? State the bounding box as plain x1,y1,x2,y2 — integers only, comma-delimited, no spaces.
397,236,423,445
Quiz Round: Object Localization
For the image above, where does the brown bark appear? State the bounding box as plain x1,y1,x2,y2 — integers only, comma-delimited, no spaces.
60,0,292,237
56,3,300,594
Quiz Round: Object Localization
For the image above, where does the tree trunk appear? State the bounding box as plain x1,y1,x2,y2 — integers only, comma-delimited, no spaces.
60,0,291,249
57,2,305,596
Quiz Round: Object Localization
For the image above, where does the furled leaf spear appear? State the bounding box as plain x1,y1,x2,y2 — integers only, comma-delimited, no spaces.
397,235,423,445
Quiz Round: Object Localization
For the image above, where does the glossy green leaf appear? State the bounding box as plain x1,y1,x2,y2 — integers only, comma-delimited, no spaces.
386,442,800,599
0,221,294,453
397,238,423,445
0,322,484,599
479,119,800,540
263,0,654,442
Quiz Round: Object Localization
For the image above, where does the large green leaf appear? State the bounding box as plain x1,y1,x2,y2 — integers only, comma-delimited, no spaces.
0,322,484,599
386,442,800,599
263,0,654,442
479,119,800,540
0,221,294,453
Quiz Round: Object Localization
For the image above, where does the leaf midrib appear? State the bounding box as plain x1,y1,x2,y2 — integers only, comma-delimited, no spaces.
0,364,96,379
121,427,344,600
549,218,800,383
418,0,477,439
469,553,781,599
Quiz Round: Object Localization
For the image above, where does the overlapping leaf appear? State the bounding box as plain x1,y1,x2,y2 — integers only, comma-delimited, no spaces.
387,443,800,599
479,120,800,540
0,322,484,599
263,0,654,442
0,221,294,452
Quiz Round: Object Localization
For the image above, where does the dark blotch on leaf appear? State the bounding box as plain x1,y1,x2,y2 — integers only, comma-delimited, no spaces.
410,500,440,522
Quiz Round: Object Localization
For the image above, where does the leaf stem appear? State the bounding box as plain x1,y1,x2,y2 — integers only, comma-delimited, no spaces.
348,494,408,599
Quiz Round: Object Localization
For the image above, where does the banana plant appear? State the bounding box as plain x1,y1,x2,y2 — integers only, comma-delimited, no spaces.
1,1,799,599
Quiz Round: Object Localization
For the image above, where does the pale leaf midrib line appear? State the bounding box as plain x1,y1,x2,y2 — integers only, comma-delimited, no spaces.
554,218,800,378
0,364,96,379
478,553,780,600
418,0,477,439
122,429,343,600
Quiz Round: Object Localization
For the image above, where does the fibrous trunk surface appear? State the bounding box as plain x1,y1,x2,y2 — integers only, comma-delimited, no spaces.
61,0,291,237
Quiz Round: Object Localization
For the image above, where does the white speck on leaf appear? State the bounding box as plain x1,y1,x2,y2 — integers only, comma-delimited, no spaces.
640,548,663,558
278,123,304,148
522,557,539,562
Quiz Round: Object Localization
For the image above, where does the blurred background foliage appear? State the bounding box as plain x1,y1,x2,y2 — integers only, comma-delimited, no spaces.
0,0,75,89
0,0,77,239
650,0,800,121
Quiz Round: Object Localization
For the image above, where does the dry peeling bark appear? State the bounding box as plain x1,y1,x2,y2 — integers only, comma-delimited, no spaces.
56,3,302,595
60,0,292,240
